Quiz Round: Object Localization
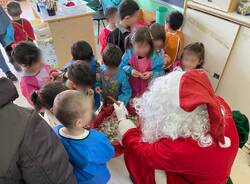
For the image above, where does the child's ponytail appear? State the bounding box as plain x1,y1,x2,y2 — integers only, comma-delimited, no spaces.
31,91,43,111
30,81,68,111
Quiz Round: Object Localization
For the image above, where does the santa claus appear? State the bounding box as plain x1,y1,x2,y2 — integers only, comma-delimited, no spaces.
114,70,239,184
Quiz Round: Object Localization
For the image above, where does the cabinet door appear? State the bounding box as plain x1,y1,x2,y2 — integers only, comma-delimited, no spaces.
217,26,250,118
183,8,239,90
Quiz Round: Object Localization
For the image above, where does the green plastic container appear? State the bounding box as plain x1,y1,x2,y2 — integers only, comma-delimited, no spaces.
156,7,168,25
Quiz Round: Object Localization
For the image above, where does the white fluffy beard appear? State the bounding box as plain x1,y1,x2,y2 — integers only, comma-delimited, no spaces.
134,74,212,147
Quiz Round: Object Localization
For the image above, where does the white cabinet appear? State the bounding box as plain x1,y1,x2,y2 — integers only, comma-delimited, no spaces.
183,8,240,89
217,26,250,118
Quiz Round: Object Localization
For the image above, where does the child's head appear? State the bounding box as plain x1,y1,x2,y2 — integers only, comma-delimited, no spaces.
7,1,22,19
130,27,154,58
149,23,166,51
67,61,96,91
103,44,122,68
53,90,93,129
105,7,118,26
181,42,205,71
166,11,184,31
12,41,42,72
71,41,94,61
31,81,68,111
119,0,140,27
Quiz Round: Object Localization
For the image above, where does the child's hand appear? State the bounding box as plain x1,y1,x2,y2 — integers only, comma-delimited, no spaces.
95,87,102,94
141,71,152,80
131,69,142,78
163,54,171,69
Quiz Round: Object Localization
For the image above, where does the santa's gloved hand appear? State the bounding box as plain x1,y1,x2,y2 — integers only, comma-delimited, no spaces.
113,102,128,122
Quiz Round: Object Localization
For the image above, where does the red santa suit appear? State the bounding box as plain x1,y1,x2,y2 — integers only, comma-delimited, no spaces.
117,70,239,184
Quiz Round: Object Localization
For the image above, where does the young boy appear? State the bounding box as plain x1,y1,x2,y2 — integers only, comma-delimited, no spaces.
53,90,114,184
66,60,101,110
164,11,184,69
107,0,140,54
64,40,98,73
7,1,35,44
99,7,118,56
100,44,131,106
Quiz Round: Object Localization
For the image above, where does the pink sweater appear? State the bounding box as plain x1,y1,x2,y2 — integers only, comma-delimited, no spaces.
20,64,51,104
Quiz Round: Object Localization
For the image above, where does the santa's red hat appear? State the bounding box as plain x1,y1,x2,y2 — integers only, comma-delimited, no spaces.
179,70,225,144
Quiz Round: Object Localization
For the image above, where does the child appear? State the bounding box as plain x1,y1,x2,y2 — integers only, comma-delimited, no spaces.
164,11,184,69
53,90,114,184
99,7,118,56
107,0,140,54
100,44,131,106
31,81,67,128
149,22,171,66
150,23,166,53
7,1,35,44
64,40,98,73
100,0,121,13
11,41,52,104
173,42,205,71
120,26,164,97
66,60,101,110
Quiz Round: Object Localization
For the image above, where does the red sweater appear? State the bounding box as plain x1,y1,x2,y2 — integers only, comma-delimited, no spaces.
12,18,35,44
122,97,239,184
99,27,112,56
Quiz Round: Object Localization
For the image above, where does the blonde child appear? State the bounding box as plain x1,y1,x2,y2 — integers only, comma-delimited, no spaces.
11,42,52,104
53,90,114,184
120,26,164,97
164,11,184,69
173,42,205,71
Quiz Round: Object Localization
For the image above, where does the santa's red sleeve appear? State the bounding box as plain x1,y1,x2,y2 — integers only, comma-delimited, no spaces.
122,127,198,173
22,18,35,41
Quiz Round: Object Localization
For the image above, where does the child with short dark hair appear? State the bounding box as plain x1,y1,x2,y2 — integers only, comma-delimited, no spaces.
66,60,101,110
107,0,140,53
7,1,35,43
100,44,131,105
31,81,67,127
99,7,118,56
53,90,114,184
11,41,52,104
173,42,205,71
65,40,97,72
120,26,164,97
164,11,184,69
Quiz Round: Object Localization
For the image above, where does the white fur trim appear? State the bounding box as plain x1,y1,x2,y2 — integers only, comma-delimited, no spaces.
166,71,184,107
155,170,167,184
118,119,136,137
219,136,231,148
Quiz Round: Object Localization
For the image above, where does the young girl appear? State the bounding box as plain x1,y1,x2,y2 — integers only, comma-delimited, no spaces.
173,42,205,71
120,26,164,97
11,41,52,104
149,22,171,69
31,81,68,128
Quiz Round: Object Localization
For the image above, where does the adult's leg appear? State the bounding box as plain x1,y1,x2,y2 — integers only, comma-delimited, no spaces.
0,49,10,73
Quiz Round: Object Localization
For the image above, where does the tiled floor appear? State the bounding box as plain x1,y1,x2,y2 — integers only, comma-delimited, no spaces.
1,2,249,183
